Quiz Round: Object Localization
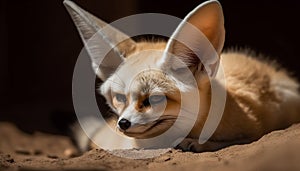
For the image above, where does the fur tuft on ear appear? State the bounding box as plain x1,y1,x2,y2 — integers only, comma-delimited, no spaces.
64,0,136,80
161,0,225,78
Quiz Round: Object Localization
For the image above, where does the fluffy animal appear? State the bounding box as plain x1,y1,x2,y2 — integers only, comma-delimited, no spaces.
64,0,300,152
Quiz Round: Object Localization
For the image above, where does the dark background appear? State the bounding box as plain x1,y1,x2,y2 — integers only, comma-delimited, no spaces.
1,0,299,134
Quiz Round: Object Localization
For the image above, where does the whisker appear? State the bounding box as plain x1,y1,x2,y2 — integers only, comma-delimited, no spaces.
114,73,126,87
107,79,125,88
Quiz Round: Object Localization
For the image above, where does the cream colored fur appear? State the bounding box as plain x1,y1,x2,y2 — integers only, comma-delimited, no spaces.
64,0,300,152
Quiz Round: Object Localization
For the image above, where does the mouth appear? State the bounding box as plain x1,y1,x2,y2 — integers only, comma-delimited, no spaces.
120,116,177,138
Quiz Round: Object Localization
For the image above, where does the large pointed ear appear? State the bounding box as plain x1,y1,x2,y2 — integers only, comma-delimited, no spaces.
161,0,225,78
63,0,136,80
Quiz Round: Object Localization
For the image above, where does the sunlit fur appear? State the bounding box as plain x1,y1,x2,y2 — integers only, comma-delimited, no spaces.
65,0,300,152
99,40,300,151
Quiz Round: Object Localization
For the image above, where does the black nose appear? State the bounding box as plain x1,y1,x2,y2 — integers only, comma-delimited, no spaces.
118,118,131,130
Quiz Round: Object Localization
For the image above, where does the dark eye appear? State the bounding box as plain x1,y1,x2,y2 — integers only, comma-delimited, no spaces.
115,94,126,103
148,95,166,105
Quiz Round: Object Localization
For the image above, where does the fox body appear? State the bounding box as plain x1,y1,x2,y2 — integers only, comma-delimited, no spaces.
64,0,300,152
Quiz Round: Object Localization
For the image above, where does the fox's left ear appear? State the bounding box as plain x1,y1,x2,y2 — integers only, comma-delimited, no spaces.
64,0,136,80
161,0,225,78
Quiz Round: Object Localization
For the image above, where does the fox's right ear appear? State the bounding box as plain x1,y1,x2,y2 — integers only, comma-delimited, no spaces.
64,0,136,80
160,0,225,79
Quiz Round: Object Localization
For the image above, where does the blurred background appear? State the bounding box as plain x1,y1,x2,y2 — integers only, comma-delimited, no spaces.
1,0,299,134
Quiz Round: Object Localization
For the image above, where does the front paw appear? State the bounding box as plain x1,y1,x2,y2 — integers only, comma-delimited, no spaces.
175,138,205,153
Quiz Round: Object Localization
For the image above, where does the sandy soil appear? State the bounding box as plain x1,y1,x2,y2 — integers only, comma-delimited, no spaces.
1,122,300,171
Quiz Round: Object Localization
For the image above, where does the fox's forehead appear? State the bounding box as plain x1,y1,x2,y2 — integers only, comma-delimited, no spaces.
107,50,177,95
109,69,176,95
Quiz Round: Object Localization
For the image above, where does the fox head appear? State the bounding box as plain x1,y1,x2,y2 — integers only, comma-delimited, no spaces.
64,0,225,139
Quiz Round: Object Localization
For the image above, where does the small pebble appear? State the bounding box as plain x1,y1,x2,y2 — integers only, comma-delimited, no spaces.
15,149,30,155
156,155,171,162
6,158,14,163
33,149,42,155
4,155,14,163
24,158,32,162
47,155,58,159
164,157,171,161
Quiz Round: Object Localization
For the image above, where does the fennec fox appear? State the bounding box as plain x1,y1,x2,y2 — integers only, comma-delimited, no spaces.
64,0,300,152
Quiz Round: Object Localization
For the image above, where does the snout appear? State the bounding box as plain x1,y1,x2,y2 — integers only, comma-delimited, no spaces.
118,118,131,130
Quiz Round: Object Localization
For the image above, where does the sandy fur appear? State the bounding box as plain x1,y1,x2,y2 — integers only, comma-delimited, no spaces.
65,0,300,152
99,41,300,151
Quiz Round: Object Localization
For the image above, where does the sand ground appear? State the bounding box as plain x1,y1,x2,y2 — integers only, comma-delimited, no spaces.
1,122,300,171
